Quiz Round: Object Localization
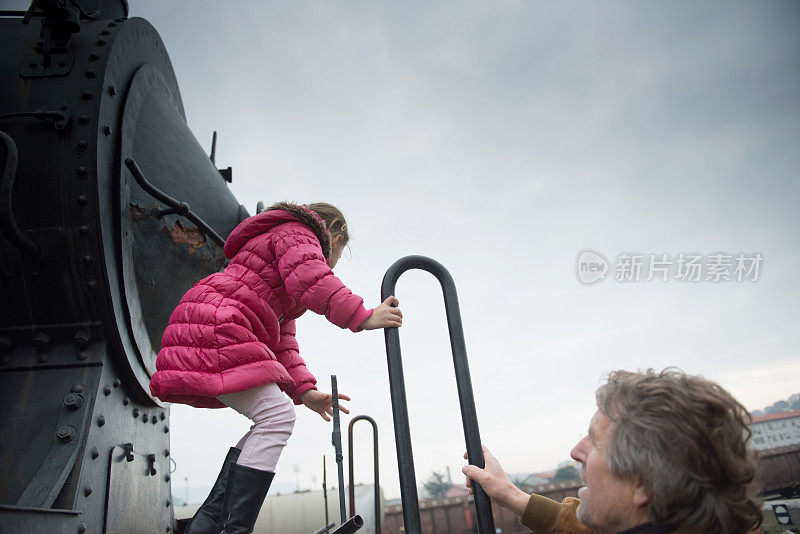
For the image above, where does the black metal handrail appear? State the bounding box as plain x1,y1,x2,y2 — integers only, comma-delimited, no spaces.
0,130,41,258
348,415,380,534
381,255,495,534
124,157,225,248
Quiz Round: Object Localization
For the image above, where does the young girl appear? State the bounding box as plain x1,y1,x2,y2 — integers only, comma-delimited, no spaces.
149,202,402,534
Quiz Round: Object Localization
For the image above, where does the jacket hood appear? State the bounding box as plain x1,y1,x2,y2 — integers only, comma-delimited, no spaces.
223,202,332,259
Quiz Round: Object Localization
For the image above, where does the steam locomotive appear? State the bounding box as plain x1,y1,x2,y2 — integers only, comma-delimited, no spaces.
0,2,247,532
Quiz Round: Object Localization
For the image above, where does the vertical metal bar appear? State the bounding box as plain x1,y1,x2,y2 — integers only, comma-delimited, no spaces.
348,415,380,534
323,456,330,534
381,255,495,534
210,130,217,163
331,375,347,525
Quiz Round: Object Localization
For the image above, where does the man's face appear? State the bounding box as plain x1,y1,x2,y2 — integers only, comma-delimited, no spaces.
570,410,649,534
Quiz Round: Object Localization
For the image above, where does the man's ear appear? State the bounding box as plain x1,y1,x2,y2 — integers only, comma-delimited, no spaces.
632,480,650,507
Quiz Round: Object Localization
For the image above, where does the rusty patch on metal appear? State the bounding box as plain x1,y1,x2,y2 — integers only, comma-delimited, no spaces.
129,203,149,222
170,220,205,253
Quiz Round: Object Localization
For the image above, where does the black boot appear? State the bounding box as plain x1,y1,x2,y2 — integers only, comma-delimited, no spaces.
184,447,241,534
220,463,274,534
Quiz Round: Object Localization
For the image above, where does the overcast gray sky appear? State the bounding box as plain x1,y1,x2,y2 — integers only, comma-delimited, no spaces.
85,1,800,499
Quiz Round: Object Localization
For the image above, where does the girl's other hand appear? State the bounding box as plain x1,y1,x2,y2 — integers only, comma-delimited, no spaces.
300,390,350,422
360,296,403,330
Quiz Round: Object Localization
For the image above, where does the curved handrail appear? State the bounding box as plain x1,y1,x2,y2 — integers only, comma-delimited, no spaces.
124,157,225,248
381,255,495,534
348,415,380,534
0,130,41,258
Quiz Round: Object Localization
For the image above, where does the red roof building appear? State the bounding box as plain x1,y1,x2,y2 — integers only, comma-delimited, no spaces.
751,409,800,451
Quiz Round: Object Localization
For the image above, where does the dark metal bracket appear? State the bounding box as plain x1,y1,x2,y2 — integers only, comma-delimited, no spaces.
348,415,380,534
124,157,225,248
381,255,495,534
16,391,91,508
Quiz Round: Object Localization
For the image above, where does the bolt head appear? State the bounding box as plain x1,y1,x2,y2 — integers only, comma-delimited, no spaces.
97,416,105,427
91,447,99,459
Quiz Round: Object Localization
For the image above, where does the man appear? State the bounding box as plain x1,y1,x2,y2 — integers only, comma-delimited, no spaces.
463,369,762,533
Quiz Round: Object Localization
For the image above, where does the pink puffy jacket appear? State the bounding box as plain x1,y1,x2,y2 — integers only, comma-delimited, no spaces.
149,204,373,408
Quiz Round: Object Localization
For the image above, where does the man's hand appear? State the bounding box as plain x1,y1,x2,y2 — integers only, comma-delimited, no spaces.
462,446,530,517
300,390,350,422
360,296,403,330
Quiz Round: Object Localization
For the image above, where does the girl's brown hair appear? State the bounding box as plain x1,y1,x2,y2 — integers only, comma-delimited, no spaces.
307,202,349,245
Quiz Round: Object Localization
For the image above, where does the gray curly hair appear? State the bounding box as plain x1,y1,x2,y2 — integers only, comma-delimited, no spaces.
596,368,761,533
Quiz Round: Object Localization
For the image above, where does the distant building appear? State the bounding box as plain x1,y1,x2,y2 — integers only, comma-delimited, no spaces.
751,409,800,451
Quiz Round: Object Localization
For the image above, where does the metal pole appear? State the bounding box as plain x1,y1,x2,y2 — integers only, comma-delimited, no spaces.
348,415,380,534
381,255,495,534
323,456,330,534
331,375,347,525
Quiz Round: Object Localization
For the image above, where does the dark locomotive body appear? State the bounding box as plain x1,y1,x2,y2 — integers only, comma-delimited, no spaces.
0,2,246,532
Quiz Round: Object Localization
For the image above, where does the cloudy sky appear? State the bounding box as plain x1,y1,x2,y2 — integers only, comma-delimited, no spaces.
84,0,800,500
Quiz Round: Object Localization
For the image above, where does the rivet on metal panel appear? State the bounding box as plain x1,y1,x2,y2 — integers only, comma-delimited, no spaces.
152,417,157,425
71,383,85,393
123,397,130,406
82,255,92,264
64,393,84,410
74,331,90,348
165,499,171,508
78,115,89,125
164,449,170,457
164,426,169,433
166,525,171,532
88,53,100,61
57,425,76,443
133,408,140,418
33,333,51,349
77,140,88,151
84,485,92,497
78,522,86,533
103,386,111,396
113,379,121,388
97,416,105,427
76,351,88,361
85,70,97,79
143,413,149,423
103,125,111,135
78,225,89,235
165,474,171,482
108,85,116,96
95,40,107,47
80,92,93,100
160,412,165,420
78,195,88,205
86,280,98,289
91,447,99,459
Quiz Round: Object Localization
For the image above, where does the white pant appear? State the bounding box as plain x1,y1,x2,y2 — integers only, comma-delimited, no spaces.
217,383,296,472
